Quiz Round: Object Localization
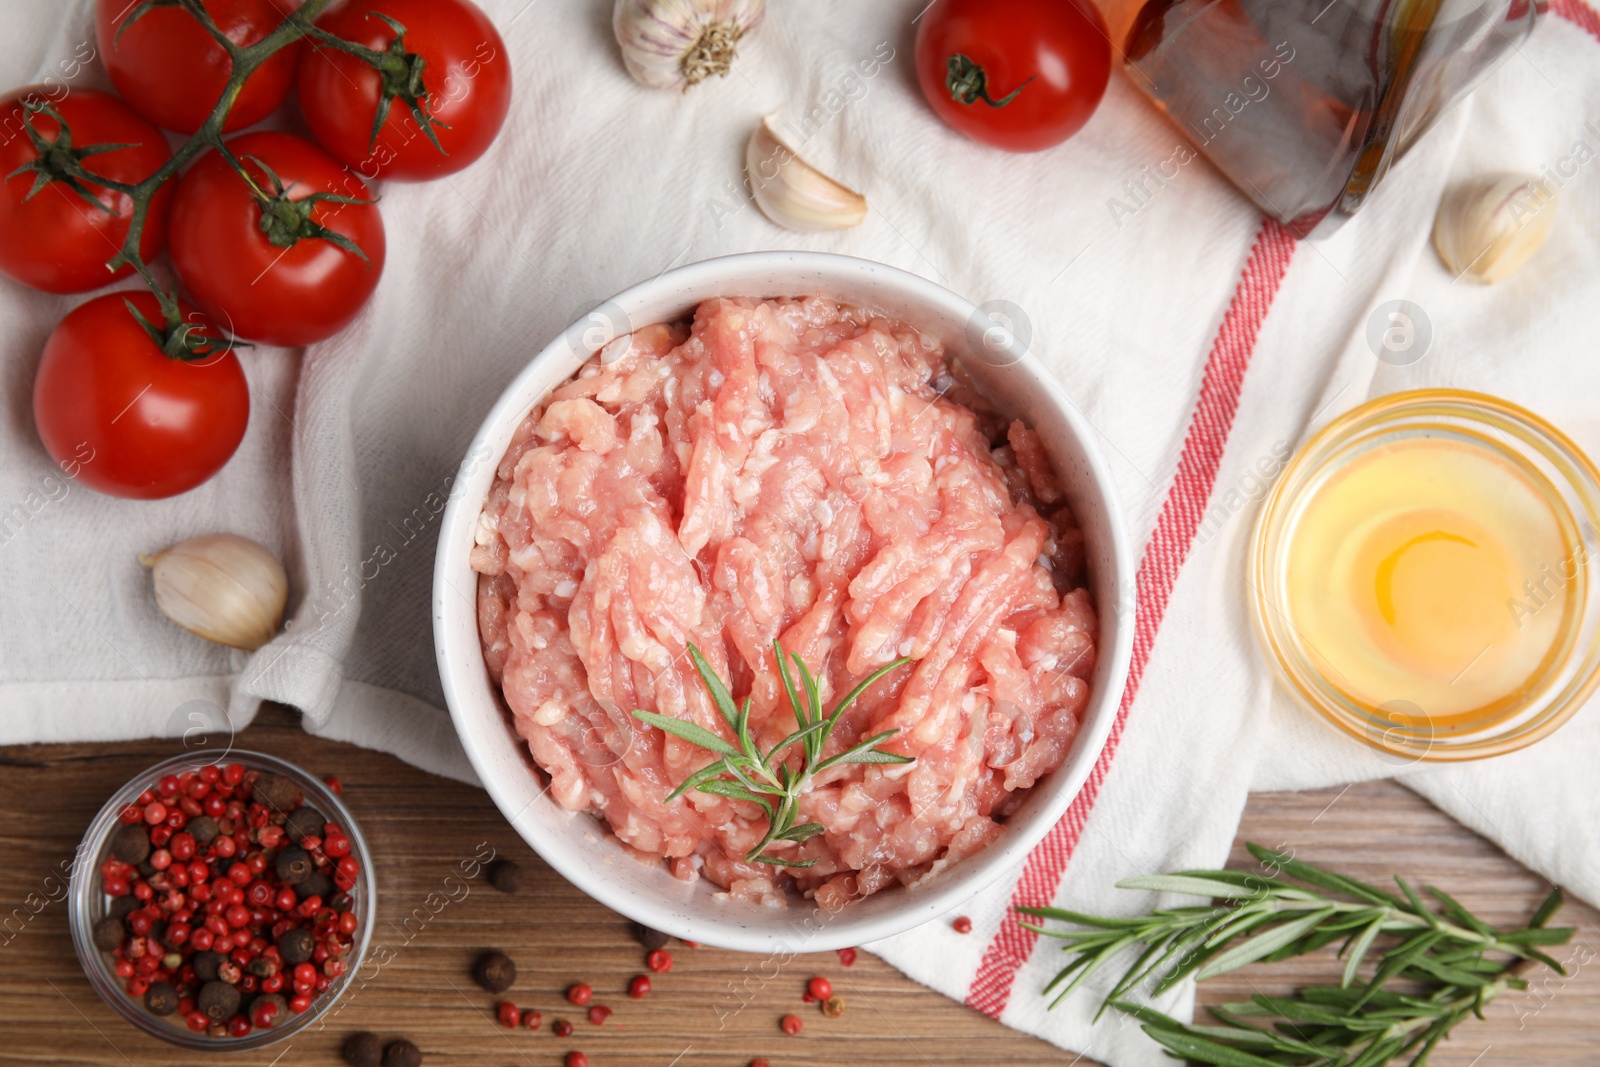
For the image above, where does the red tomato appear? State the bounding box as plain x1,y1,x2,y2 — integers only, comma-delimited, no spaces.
96,0,301,134
169,131,386,346
296,0,512,181
33,292,250,499
0,87,174,294
915,0,1112,152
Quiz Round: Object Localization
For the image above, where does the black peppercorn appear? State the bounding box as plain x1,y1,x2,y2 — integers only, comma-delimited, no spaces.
629,920,671,953
485,859,522,894
92,916,125,952
277,927,315,966
197,980,240,1022
472,951,516,993
342,1031,384,1067
274,846,313,885
110,823,151,865
187,814,220,844
283,806,325,843
296,871,334,901
382,1038,422,1067
144,981,178,1016
192,950,226,982
252,772,302,813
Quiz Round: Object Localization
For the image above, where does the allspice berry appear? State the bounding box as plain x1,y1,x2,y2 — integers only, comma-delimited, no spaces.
283,806,325,843
275,845,313,885
629,920,670,953
197,980,240,1022
109,895,140,922
277,927,315,966
485,858,522,894
110,823,151,865
144,981,178,1016
192,950,226,982
186,815,220,844
383,1038,423,1067
92,915,125,952
297,871,334,901
473,951,516,994
342,1031,384,1067
252,772,301,813
252,992,289,1028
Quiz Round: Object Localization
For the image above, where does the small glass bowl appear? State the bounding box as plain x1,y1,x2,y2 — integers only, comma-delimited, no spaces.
1250,389,1600,761
68,750,375,1051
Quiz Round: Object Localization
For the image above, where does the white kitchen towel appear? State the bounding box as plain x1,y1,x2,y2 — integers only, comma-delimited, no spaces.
3,2,1599,1064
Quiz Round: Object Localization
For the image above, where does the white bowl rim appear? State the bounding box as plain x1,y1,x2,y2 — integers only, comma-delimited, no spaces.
434,250,1135,952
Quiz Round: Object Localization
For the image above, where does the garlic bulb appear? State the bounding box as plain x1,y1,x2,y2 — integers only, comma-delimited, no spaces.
1432,174,1558,284
141,534,288,652
614,0,765,91
745,116,868,232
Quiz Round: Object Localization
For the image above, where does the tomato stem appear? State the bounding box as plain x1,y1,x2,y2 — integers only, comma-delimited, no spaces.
945,53,1034,108
302,17,452,156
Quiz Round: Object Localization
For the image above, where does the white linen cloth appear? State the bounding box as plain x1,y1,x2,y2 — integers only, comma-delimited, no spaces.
3,2,1599,1062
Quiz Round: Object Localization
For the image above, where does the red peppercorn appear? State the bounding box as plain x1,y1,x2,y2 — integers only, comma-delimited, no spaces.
275,888,298,912
158,775,181,798
496,1001,521,1028
646,949,673,973
587,1005,611,1025
750,1060,771,1067
143,801,167,825
185,1010,210,1032
567,983,592,1006
806,977,831,1001
119,804,143,825
523,1010,542,1030
288,993,312,1013
325,834,352,858
780,1013,803,1036
553,1020,574,1038
323,775,342,794
628,975,651,999
228,1015,252,1037
952,916,973,934
565,1054,587,1067
837,947,857,966
223,763,244,786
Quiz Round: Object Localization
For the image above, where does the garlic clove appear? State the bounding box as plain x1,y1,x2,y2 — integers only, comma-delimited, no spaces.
141,534,288,652
1432,174,1558,285
613,0,766,92
745,116,868,233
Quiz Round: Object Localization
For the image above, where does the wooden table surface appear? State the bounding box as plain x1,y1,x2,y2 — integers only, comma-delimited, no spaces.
2,705,1595,1067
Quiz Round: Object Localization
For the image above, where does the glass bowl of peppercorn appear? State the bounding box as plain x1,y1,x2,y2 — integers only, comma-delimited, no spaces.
67,750,376,1051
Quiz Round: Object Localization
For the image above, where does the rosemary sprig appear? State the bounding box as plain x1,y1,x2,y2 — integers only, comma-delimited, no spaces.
1022,844,1573,1067
632,642,911,868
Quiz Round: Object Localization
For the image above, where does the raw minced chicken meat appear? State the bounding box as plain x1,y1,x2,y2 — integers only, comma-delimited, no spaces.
472,296,1095,908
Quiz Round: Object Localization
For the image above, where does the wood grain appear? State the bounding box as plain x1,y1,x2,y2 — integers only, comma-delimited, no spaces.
1,705,1594,1066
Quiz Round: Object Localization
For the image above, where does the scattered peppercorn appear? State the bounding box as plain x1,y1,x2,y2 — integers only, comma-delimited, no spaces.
144,981,178,1016
92,915,125,951
496,1001,521,1028
324,775,343,794
197,980,240,1022
821,995,845,1018
382,1038,422,1067
251,772,301,813
553,1019,574,1038
587,1005,612,1026
278,927,315,966
629,920,671,953
473,951,517,994
343,1031,384,1067
750,1060,771,1067
523,1010,543,1030
628,974,652,999
646,949,673,973
111,823,152,865
565,1053,588,1067
837,947,857,966
567,982,593,1006
780,1013,803,1036
485,858,522,894
806,977,831,1001
952,916,973,934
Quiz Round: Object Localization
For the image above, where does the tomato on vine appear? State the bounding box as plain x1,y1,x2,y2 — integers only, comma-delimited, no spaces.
169,131,387,346
33,292,250,499
915,0,1112,153
0,87,174,294
296,0,512,181
96,0,302,134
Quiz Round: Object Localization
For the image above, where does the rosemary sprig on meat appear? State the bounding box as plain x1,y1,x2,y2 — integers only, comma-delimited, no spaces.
1021,844,1573,1067
632,642,912,868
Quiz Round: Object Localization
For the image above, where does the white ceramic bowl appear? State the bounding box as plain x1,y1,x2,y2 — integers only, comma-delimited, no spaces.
435,252,1134,953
